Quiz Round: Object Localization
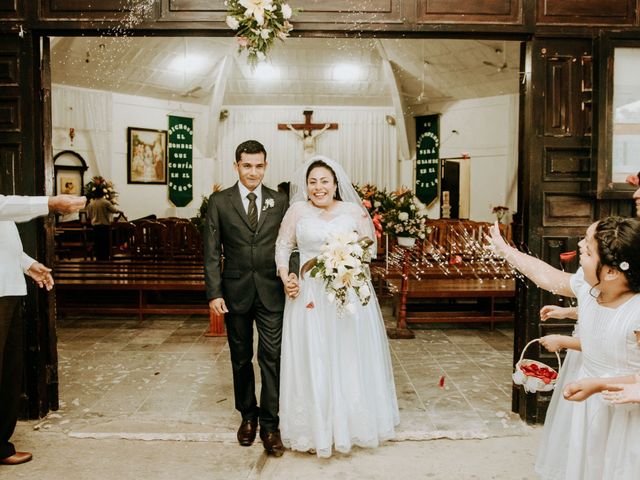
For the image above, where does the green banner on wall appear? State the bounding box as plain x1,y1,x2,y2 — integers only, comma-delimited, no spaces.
415,115,440,206
168,115,193,207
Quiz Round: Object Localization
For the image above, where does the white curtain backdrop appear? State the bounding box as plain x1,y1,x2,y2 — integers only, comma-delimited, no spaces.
52,85,113,178
214,106,398,191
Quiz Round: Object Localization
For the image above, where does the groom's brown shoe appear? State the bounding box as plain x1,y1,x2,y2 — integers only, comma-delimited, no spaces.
237,419,258,446
0,452,33,465
260,429,285,457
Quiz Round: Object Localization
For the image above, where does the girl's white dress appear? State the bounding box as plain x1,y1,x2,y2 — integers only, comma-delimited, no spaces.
275,201,399,458
536,271,640,479
534,325,582,479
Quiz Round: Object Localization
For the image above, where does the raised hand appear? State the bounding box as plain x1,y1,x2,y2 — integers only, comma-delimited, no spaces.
26,262,54,291
48,195,86,214
486,221,511,258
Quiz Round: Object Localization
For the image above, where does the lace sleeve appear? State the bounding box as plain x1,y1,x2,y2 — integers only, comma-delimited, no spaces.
275,201,302,270
350,202,377,258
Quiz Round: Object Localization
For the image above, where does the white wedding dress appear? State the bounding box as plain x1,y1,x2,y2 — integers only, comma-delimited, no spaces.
275,201,400,458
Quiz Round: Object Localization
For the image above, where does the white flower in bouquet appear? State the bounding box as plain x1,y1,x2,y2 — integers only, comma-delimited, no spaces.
281,3,292,19
310,231,374,312
226,15,240,29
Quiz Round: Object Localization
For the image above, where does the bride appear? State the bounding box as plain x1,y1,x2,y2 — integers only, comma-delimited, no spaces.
275,156,399,458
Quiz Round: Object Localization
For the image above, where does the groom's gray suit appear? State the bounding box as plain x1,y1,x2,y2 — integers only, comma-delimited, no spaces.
204,182,288,431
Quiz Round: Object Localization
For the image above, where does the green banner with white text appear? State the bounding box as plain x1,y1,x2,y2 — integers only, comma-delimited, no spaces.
168,115,193,207
415,115,440,206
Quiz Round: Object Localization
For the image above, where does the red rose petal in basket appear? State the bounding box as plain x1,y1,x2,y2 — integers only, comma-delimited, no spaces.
306,302,314,309
439,375,445,388
559,250,577,263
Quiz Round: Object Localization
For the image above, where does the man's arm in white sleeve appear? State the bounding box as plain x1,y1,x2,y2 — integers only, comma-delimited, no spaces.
0,195,49,222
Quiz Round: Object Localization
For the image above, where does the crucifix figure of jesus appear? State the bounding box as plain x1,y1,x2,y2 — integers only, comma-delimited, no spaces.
278,110,338,160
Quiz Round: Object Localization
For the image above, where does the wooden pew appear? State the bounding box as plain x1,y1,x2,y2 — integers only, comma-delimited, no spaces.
380,220,517,334
386,277,516,329
54,259,225,336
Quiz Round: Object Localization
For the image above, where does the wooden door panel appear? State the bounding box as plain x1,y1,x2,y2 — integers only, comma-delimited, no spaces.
537,0,636,26
418,0,523,24
0,0,18,14
543,147,591,181
162,0,400,23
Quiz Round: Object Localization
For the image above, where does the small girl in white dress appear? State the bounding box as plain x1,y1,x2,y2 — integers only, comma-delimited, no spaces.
489,216,640,479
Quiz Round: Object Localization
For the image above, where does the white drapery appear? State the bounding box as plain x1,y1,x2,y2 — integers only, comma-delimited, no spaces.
52,85,113,179
214,106,398,191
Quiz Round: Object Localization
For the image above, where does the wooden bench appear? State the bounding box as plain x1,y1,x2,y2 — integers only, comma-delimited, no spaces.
377,221,517,337
386,277,516,329
54,259,225,336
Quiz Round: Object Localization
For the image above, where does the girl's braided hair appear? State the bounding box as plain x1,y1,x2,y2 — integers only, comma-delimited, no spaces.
594,216,640,293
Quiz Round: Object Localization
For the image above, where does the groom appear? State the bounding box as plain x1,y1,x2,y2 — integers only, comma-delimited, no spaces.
204,140,289,457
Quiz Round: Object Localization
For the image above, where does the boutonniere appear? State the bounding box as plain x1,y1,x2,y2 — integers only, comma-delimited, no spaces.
263,198,275,211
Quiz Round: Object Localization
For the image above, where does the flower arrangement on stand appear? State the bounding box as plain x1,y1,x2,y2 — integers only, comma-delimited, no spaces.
225,0,294,67
354,183,395,241
85,176,118,204
381,189,429,246
492,205,510,223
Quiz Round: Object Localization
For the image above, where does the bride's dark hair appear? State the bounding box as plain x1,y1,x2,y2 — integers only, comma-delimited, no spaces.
306,160,342,200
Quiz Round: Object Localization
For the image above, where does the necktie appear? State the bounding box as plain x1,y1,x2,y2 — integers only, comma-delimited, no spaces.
247,192,258,230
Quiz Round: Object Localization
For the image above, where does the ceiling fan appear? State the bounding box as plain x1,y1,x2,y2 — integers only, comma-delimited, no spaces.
482,44,514,73
180,86,202,98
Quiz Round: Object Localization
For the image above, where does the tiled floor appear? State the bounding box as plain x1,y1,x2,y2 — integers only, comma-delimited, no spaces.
40,305,527,441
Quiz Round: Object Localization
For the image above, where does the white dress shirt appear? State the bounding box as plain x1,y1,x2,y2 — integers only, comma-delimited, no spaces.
0,195,49,296
238,182,262,221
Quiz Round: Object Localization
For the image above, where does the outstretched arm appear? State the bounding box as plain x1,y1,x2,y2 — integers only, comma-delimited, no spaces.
286,124,304,139
540,305,578,321
487,222,573,297
313,123,331,139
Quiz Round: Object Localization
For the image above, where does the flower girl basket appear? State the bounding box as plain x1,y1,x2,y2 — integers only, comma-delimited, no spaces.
513,339,562,393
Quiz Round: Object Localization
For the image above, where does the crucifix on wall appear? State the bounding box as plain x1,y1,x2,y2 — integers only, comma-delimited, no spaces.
278,110,338,160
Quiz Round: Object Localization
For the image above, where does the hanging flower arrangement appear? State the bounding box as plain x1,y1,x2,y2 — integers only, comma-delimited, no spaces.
85,176,118,204
225,0,294,66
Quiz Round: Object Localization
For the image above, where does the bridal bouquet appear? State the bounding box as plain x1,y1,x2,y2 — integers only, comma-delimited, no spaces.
308,231,373,312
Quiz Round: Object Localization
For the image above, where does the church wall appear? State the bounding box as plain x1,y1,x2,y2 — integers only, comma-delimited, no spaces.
53,87,212,221
402,93,519,221
214,105,398,193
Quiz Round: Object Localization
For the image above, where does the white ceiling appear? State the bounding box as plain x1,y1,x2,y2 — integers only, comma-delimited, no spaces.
50,36,521,108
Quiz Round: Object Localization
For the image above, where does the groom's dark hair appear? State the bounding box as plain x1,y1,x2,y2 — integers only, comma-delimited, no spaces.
235,140,267,163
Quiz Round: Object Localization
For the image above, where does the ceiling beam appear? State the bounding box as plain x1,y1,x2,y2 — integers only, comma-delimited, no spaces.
206,54,233,158
375,40,410,163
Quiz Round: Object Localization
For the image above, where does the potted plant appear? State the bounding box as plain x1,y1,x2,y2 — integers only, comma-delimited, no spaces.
382,189,429,248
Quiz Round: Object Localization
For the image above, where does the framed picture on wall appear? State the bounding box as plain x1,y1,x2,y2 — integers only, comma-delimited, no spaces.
53,150,88,195
58,172,82,195
127,127,167,185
